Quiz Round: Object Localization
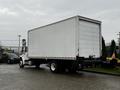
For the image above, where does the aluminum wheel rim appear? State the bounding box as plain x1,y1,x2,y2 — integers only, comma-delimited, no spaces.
51,63,56,71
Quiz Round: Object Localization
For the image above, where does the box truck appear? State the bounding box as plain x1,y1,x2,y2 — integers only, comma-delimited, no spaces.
19,16,102,73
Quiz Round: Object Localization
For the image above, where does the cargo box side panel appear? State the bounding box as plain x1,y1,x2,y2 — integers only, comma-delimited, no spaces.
78,20,101,58
28,18,76,59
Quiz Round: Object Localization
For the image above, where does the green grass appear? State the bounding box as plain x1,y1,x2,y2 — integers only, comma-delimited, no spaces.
83,67,120,75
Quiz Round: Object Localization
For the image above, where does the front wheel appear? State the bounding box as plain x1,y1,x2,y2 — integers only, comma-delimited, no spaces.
19,59,24,68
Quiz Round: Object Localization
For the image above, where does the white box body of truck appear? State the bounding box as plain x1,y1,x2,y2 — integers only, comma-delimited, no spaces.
20,16,102,72
28,16,101,60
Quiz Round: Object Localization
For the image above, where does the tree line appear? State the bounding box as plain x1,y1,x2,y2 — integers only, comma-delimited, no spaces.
102,37,119,60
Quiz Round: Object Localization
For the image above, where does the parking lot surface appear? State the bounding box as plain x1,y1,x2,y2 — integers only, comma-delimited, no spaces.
0,64,120,90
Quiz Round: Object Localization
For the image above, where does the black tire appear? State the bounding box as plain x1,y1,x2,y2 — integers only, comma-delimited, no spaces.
7,60,11,64
78,64,84,70
50,61,60,73
68,68,77,73
35,63,40,68
68,62,78,73
19,58,24,68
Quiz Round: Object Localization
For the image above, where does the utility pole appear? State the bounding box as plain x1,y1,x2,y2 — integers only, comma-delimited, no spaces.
117,32,120,54
18,35,21,57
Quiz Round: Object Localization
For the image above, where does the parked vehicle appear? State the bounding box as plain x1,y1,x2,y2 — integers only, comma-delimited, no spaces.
19,16,102,73
2,53,19,64
106,57,120,66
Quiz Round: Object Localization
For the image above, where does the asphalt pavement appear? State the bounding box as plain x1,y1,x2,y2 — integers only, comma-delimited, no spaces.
0,64,120,90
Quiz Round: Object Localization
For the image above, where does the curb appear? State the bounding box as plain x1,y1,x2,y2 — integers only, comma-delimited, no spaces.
81,70,120,76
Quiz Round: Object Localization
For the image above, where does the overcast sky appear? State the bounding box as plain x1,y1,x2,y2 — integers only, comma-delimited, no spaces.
0,0,120,46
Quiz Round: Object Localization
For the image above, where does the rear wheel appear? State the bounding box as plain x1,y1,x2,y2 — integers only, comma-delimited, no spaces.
7,60,11,64
19,58,24,68
78,64,84,70
35,63,40,68
68,61,79,73
50,61,60,73
69,68,77,73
